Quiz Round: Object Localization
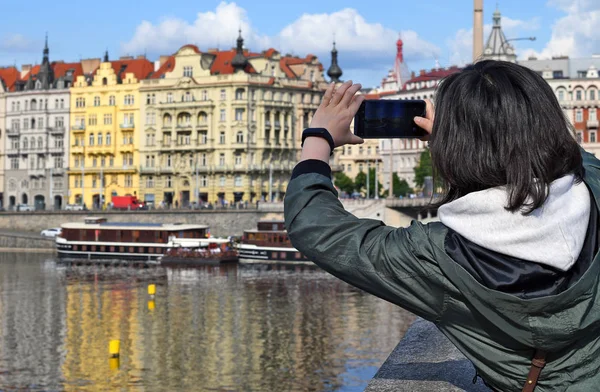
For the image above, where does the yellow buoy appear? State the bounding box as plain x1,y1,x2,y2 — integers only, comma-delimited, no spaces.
109,340,120,358
109,357,120,370
148,300,155,311
148,284,156,296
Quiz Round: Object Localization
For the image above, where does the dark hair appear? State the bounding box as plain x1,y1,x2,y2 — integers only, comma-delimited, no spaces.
430,60,583,214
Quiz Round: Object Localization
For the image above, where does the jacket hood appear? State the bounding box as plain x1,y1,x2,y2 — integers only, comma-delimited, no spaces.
438,174,591,271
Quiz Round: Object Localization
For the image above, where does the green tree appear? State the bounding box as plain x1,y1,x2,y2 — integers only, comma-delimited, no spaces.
393,173,413,197
413,148,434,188
333,172,354,195
354,171,367,195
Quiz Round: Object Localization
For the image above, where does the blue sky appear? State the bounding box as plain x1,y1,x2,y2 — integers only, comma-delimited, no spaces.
0,0,598,88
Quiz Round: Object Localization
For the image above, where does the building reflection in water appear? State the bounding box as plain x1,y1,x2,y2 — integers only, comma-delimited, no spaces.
0,254,414,391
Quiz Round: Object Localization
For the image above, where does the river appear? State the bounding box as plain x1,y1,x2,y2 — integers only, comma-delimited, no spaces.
0,252,414,391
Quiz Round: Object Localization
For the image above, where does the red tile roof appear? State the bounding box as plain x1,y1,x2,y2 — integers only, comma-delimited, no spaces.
150,56,175,79
0,67,20,91
210,49,257,75
362,93,381,100
405,66,462,85
109,58,154,81
20,62,85,81
180,44,201,54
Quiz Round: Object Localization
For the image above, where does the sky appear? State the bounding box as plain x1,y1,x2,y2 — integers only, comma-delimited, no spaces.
0,0,598,88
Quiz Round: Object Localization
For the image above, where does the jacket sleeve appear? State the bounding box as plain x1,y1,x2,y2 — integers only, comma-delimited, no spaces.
284,160,447,322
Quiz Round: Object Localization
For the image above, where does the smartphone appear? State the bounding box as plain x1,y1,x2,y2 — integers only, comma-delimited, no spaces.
354,99,427,138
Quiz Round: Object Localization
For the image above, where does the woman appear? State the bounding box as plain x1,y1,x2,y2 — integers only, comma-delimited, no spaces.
284,60,600,392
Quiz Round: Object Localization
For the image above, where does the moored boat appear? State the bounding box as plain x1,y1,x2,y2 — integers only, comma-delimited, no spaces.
159,239,238,266
236,220,310,264
56,217,212,262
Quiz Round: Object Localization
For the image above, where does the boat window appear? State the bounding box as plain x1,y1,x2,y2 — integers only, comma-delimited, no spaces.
272,252,277,259
280,252,286,259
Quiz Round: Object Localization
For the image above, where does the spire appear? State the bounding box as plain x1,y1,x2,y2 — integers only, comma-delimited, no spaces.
38,33,54,89
482,6,517,62
103,49,109,62
231,29,248,72
327,41,343,83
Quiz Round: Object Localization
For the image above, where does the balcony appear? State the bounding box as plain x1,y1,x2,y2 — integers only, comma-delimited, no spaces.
274,121,281,129
176,123,193,130
71,124,86,131
7,129,20,137
50,168,65,176
588,119,599,129
119,144,134,153
47,146,64,155
71,145,84,154
157,99,214,110
48,127,66,135
68,165,138,174
28,168,47,177
265,120,271,129
140,166,158,174
120,123,135,129
196,122,209,129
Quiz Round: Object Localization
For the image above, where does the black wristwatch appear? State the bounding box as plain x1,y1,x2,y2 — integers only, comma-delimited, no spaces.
301,128,335,156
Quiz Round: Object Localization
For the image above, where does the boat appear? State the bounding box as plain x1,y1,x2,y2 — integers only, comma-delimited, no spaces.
236,220,311,264
55,217,213,262
158,239,239,266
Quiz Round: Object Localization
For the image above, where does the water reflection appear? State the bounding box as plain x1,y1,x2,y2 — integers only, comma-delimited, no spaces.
0,253,414,391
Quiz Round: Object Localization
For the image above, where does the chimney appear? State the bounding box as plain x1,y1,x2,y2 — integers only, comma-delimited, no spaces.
159,55,170,67
21,64,32,78
410,71,415,79
81,58,102,75
419,69,426,76
136,55,146,60
473,0,484,62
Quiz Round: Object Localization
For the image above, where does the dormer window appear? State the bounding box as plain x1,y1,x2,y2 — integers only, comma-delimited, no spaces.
183,66,193,78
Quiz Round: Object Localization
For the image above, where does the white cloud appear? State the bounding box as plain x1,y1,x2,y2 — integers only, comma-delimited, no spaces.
520,1,600,59
0,33,36,53
446,14,540,66
120,1,440,84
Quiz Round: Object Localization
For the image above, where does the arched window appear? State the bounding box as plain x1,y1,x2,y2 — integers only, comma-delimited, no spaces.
23,138,28,149
163,114,172,126
30,137,35,149
31,99,37,110
89,133,95,146
106,133,111,145
184,91,192,102
589,88,597,101
576,89,583,101
558,90,565,101
38,137,43,149
102,77,108,85
198,112,207,124
177,112,191,126
236,131,244,143
98,133,103,145
235,88,245,100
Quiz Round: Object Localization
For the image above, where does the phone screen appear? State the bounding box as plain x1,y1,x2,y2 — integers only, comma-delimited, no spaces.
354,99,427,138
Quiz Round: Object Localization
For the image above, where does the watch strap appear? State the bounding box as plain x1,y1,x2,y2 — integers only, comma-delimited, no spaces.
301,128,335,156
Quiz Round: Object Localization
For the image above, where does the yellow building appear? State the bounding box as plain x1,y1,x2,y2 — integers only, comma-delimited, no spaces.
68,53,153,208
138,33,326,207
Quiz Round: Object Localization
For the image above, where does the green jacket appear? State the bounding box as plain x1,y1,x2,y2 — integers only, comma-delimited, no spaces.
284,151,600,392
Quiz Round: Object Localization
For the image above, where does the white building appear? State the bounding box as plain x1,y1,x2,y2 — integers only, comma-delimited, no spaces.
4,38,80,210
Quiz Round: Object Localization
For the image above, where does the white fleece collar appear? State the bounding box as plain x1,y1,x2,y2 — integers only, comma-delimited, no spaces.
438,175,591,271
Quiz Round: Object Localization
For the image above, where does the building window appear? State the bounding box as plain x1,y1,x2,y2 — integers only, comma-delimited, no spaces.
234,154,242,166
235,89,245,100
55,117,64,128
146,177,154,188
220,89,226,100
576,109,583,122
590,89,596,101
235,108,244,121
234,175,242,187
124,95,135,105
199,131,207,144
166,155,172,167
88,115,97,126
166,176,172,188
106,133,111,145
591,132,597,143
576,132,583,144
576,90,582,101
125,175,133,187
97,133,103,145
167,93,173,103
109,96,115,106
220,176,226,186
590,108,598,121
89,133,95,146
236,131,244,143
101,157,106,167
109,157,114,167
93,96,100,106
200,153,207,166
219,153,225,166
201,90,208,101
75,97,86,108
92,158,97,167
219,132,225,144
200,175,208,187
220,109,226,122
104,114,112,125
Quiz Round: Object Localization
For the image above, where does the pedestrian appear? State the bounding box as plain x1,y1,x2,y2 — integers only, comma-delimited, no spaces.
285,61,598,391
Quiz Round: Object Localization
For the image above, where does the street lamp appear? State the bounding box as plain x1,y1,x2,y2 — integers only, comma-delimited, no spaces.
501,37,536,51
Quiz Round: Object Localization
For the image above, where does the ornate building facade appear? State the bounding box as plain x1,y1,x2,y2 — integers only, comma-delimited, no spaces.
4,38,81,210
0,67,19,208
68,53,153,208
137,33,326,207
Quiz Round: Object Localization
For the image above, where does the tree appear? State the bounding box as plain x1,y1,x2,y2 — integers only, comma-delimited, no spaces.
393,173,413,197
413,148,434,188
354,169,384,198
333,172,354,195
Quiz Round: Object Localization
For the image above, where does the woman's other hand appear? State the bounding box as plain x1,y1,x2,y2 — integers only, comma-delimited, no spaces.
310,81,365,147
414,99,434,141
